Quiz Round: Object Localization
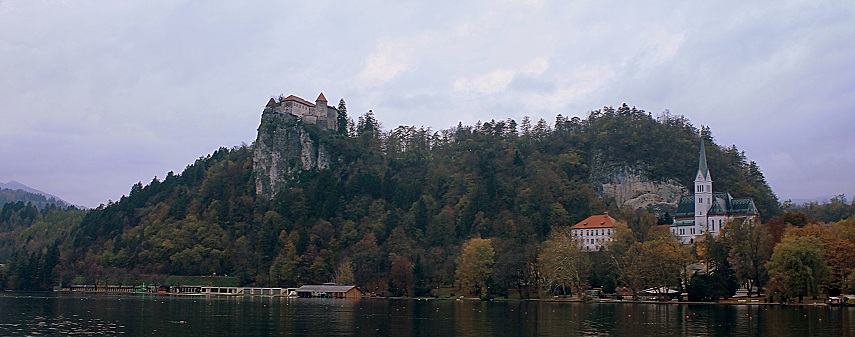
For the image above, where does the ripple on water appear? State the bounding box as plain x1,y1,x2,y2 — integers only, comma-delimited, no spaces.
0,315,124,336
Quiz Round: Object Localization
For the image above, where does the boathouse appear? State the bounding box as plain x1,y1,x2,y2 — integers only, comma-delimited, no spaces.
295,285,362,298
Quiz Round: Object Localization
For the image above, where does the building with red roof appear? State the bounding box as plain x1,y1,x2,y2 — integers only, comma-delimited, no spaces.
570,212,617,251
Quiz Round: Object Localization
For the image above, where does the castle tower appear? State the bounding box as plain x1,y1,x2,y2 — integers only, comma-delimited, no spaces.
694,138,713,232
314,92,328,128
315,92,327,107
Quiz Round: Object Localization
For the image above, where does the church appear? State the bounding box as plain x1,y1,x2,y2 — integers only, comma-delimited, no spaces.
670,139,759,244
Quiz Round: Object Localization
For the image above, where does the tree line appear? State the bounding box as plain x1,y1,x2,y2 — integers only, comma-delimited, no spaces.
0,104,794,297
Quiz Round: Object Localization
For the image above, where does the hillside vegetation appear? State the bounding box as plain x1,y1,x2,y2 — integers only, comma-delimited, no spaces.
0,105,784,294
0,187,73,210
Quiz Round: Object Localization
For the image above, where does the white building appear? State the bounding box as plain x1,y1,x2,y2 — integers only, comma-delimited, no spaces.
671,139,759,244
570,213,617,251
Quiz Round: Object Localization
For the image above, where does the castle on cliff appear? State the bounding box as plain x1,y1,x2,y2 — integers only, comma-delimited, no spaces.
670,139,759,244
265,92,339,131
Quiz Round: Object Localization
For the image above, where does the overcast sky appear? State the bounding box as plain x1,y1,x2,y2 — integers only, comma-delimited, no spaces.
1,1,853,208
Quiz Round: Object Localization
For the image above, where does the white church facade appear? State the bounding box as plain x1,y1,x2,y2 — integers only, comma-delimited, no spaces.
670,140,759,244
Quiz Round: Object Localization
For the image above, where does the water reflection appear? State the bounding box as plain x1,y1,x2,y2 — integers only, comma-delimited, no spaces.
0,293,853,336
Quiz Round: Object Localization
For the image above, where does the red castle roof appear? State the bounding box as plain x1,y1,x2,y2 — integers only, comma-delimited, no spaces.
281,95,315,107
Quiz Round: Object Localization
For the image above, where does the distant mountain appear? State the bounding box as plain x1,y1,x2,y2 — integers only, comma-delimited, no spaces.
0,181,74,209
786,194,852,205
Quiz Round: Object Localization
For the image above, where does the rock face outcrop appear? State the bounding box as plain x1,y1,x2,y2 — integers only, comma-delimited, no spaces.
253,107,330,198
594,165,685,216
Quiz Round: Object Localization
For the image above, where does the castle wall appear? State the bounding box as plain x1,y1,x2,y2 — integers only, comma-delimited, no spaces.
269,98,337,130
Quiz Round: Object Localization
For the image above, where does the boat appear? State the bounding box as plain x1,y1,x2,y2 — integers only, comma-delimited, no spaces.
825,296,849,306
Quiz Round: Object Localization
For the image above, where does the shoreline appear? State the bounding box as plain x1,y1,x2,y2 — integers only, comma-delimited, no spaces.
377,295,847,307
19,289,851,307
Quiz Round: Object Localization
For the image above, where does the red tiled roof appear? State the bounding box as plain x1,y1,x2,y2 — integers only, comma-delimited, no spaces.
281,95,315,107
316,92,327,102
570,213,617,229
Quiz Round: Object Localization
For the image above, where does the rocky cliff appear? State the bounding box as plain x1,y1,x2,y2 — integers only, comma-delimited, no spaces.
253,107,331,198
593,164,685,216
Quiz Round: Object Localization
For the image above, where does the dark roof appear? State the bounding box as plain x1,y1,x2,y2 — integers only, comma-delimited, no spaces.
708,196,727,215
698,139,709,179
295,285,357,293
674,192,759,219
674,195,696,219
266,97,277,108
729,197,759,215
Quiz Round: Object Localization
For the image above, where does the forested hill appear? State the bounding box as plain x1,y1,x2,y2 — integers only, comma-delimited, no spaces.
1,104,780,292
0,187,74,210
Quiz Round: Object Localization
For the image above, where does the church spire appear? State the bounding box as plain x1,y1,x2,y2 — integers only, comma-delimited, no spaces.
698,138,710,179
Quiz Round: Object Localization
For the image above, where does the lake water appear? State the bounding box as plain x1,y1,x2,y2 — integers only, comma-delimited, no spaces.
1,292,853,336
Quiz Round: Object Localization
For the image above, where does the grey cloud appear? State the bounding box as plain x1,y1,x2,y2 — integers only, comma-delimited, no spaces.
1,1,854,205
509,74,557,93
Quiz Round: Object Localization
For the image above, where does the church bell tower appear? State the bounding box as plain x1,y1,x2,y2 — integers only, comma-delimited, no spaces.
694,139,713,231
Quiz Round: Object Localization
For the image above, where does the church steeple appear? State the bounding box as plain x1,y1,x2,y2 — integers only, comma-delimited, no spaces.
697,138,710,180
695,138,713,229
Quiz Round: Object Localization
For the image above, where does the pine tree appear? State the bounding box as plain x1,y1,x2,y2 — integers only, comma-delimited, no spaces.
336,98,350,136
